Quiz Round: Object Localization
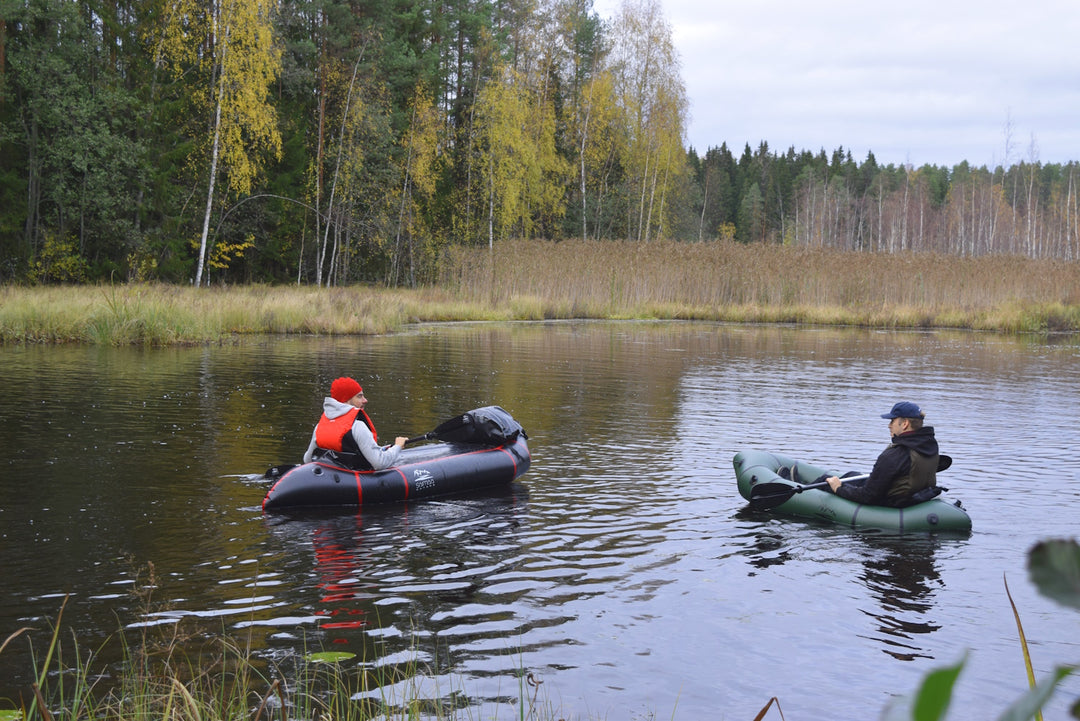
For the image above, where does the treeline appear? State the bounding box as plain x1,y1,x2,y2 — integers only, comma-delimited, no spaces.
1,0,686,285
695,142,1080,260
1,1,1077,288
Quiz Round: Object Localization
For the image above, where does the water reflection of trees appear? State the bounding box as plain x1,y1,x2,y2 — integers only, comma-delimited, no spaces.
261,484,530,672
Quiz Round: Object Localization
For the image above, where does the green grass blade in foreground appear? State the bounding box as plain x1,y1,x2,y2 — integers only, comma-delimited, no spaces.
880,655,965,721
913,656,966,721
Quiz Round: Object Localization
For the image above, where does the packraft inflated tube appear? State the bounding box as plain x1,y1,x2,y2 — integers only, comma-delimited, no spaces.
263,436,530,512
732,448,972,533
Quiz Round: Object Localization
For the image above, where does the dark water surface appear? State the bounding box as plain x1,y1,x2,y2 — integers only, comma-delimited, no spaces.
1,322,1078,719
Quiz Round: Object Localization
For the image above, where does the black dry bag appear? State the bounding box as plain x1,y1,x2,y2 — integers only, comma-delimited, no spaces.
428,406,527,445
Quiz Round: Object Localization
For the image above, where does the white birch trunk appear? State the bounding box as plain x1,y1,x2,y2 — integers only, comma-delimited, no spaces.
195,15,229,288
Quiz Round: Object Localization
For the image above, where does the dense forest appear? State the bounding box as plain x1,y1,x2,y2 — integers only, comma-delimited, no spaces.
1,0,1077,286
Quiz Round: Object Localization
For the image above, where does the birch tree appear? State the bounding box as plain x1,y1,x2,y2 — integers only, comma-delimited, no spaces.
608,0,687,242
391,83,441,286
474,68,530,245
572,69,625,239
158,0,282,286
474,65,567,245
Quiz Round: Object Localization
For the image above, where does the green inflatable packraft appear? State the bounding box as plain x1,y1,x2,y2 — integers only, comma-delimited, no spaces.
733,449,972,533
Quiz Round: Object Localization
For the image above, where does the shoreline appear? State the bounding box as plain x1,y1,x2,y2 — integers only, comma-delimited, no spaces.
2,241,1078,345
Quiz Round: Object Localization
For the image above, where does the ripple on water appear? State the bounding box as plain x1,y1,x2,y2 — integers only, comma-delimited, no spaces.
2,326,1079,718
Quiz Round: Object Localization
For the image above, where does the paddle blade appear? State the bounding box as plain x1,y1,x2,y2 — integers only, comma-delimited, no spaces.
748,482,799,510
747,474,864,511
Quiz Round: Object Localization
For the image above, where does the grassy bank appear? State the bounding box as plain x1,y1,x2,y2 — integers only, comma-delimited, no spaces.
1,604,560,721
3,240,1079,344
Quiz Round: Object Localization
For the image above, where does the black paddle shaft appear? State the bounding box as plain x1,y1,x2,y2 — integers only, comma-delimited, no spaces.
749,474,869,510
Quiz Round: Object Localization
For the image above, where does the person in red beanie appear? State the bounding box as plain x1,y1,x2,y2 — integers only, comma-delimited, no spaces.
302,377,407,470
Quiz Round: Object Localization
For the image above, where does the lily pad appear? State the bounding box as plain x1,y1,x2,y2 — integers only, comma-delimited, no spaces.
1028,538,1080,611
0,710,23,721
306,651,356,663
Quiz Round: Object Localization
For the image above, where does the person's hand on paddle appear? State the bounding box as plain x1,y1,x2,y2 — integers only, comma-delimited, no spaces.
825,476,842,492
393,436,407,449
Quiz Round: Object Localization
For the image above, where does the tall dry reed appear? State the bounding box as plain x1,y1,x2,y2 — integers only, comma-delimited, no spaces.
0,284,482,345
2,241,1078,345
441,239,1080,331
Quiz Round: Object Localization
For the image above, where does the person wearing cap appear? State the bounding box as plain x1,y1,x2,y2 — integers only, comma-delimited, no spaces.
302,377,408,470
824,401,940,507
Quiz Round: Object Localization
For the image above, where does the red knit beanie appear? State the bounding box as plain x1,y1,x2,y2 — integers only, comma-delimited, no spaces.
330,377,362,402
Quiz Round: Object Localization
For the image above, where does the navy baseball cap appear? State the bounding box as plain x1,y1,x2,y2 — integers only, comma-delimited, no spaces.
881,401,923,419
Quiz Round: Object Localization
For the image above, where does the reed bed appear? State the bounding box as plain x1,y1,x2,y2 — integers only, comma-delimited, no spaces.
2,240,1079,345
0,284,493,345
441,239,1080,332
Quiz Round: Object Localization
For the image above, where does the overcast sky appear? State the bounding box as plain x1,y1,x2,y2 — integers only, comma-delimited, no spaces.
591,0,1080,168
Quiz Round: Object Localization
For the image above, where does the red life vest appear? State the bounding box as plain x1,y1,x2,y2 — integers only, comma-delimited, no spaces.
314,407,378,452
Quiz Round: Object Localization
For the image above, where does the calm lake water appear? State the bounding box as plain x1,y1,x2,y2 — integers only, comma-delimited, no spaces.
1,322,1078,719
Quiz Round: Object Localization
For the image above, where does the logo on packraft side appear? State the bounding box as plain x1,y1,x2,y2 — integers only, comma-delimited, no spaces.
412,469,435,491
